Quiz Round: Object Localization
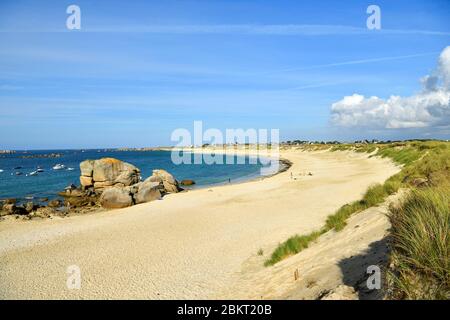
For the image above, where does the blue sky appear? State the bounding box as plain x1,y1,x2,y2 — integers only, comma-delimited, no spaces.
0,0,449,149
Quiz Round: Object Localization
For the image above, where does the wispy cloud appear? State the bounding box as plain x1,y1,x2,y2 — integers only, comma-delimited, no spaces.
0,84,22,91
87,24,367,35
1,24,449,36
259,52,440,75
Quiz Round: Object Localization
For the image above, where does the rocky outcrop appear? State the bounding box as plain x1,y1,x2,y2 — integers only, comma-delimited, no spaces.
25,202,38,213
2,204,28,215
63,194,96,208
181,179,195,186
93,158,140,185
95,169,179,209
98,179,163,209
33,207,58,218
134,181,162,204
58,184,98,209
80,159,94,176
79,175,93,188
99,187,133,209
0,158,183,219
0,200,40,217
48,199,62,208
0,160,180,216
150,169,181,193
80,158,141,191
3,198,17,205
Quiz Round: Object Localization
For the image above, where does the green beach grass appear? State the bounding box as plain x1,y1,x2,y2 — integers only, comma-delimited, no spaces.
387,187,449,299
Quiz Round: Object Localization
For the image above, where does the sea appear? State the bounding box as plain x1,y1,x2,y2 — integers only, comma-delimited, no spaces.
0,149,268,202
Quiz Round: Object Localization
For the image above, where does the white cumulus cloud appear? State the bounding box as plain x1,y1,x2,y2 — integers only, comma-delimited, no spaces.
331,46,450,129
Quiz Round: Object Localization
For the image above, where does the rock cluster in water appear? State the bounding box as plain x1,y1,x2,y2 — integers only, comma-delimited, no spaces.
0,157,183,219
0,198,63,219
180,179,196,186
76,158,181,209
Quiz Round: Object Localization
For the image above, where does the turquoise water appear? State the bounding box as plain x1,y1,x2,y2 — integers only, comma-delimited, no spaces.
0,150,266,202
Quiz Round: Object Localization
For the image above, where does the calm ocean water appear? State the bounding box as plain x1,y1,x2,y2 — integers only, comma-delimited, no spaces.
0,150,266,202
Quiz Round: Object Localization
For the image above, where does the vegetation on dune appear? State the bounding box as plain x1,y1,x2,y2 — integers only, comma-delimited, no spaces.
387,187,449,299
264,231,322,266
265,140,449,299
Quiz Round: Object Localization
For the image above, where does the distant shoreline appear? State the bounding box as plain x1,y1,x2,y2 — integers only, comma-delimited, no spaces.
2,138,448,153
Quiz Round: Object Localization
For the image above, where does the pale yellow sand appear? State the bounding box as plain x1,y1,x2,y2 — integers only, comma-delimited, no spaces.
216,191,403,300
0,149,399,299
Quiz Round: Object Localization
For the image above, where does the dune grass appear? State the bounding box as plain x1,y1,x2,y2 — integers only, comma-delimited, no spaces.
265,140,449,272
377,147,421,166
264,231,323,266
387,187,449,299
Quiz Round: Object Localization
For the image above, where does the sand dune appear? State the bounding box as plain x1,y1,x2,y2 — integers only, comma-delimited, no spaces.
0,150,399,299
216,192,402,300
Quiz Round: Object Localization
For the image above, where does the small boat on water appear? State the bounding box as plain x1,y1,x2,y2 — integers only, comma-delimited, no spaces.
67,167,75,171
15,172,23,175
0,169,4,173
29,171,38,176
53,164,65,170
37,168,44,172
14,166,22,170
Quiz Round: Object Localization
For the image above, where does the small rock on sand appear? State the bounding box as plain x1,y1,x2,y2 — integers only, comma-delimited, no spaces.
320,285,358,300
48,199,62,208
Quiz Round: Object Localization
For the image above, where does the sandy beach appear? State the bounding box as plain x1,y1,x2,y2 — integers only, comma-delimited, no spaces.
0,149,399,299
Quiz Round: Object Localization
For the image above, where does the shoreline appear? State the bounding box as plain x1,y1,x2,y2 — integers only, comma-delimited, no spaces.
183,152,293,191
0,149,285,205
0,148,399,299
